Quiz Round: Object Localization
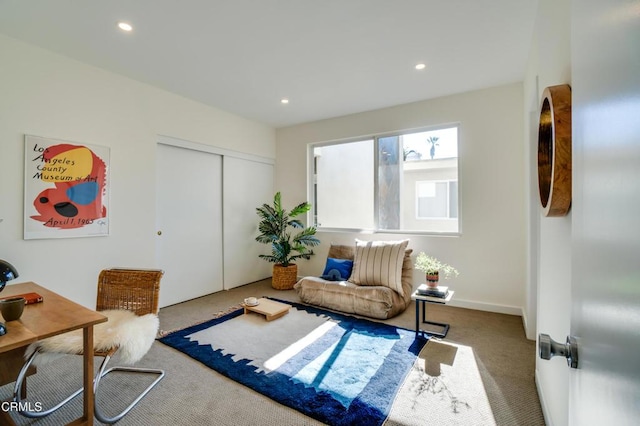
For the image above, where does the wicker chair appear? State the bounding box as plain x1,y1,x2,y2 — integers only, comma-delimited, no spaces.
14,268,165,424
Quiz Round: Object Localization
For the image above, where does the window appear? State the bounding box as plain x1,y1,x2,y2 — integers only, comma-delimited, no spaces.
310,125,459,233
416,180,458,219
313,140,374,229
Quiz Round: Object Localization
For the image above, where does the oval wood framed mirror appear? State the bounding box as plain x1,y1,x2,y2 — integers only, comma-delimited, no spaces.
538,84,572,217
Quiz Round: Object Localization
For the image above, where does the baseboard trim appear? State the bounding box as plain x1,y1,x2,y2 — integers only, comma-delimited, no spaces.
448,298,523,316
521,308,537,341
521,309,530,338
535,369,553,426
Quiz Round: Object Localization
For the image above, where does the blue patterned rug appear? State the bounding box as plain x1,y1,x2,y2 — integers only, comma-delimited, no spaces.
159,299,426,426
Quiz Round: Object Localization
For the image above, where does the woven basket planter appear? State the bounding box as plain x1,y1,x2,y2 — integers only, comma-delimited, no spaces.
272,264,298,290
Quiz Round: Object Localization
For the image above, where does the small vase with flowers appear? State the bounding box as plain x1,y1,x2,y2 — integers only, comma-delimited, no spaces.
415,253,459,288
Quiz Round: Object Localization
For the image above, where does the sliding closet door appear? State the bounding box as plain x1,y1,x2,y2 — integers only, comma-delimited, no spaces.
156,143,223,307
223,156,273,289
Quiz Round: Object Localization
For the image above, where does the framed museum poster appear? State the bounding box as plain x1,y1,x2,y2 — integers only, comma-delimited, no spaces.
24,135,110,239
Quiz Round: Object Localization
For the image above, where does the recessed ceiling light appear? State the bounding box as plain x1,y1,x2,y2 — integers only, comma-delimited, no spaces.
281,98,289,104
415,63,426,70
117,22,133,32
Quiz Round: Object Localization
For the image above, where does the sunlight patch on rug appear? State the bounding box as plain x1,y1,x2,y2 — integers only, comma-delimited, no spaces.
385,339,497,426
264,321,336,372
291,329,396,408
184,306,338,374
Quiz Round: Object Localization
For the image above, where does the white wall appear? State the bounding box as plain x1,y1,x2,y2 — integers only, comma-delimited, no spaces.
0,35,275,308
276,83,527,317
523,1,572,425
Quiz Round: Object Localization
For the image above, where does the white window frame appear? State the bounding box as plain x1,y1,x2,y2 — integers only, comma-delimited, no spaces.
307,124,461,235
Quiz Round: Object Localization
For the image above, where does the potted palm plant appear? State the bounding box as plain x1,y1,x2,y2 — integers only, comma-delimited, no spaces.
414,252,459,288
256,192,320,289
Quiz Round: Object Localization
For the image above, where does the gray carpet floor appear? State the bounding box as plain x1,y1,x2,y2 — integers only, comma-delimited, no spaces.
1,279,545,425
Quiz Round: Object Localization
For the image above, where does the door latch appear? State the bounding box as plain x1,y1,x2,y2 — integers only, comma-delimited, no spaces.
538,334,578,369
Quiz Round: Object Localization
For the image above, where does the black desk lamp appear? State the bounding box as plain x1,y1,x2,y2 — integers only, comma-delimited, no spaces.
0,259,19,336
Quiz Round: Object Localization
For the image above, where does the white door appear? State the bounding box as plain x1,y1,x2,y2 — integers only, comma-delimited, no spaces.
567,1,640,424
156,143,223,307
222,156,274,289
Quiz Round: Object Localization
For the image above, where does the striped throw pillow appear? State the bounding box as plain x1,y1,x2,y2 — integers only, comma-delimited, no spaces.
348,239,409,296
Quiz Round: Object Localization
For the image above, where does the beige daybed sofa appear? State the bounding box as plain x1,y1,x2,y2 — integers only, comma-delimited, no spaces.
294,242,413,320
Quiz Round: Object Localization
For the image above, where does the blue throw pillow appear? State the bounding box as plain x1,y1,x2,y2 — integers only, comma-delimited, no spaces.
320,258,354,281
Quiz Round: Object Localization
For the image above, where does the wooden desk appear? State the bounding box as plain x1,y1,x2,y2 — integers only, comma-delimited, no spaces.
0,282,107,425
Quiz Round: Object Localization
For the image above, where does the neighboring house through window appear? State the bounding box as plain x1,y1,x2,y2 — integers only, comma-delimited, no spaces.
310,125,459,234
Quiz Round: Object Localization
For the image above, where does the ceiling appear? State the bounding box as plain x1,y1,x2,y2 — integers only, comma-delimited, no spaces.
0,1,538,128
